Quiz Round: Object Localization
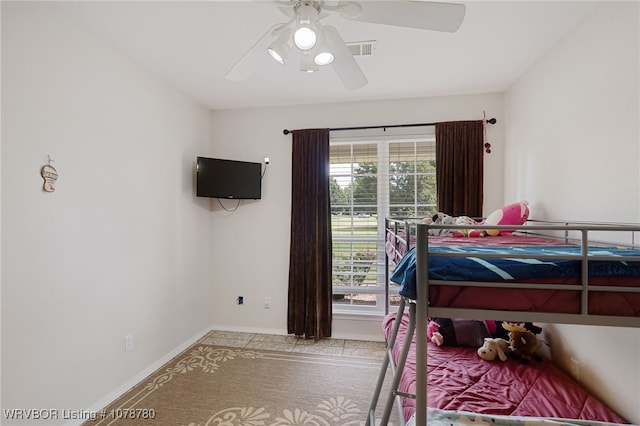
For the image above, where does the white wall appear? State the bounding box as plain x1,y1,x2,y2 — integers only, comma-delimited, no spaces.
207,94,504,339
504,2,639,423
1,3,214,424
504,2,639,223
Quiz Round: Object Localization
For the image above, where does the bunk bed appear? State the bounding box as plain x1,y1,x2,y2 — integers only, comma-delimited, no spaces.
367,217,640,426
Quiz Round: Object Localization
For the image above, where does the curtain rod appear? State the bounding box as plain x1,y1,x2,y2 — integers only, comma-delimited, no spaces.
282,117,496,135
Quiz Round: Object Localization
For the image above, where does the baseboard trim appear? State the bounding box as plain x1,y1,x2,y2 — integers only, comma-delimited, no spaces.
331,331,385,342
209,324,384,342
76,325,212,426
209,323,289,336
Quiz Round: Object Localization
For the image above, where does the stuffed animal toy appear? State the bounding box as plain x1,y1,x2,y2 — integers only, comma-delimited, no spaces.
507,329,542,364
429,200,529,238
492,321,542,340
451,215,485,238
477,337,510,362
428,212,456,236
427,320,444,346
484,200,530,236
429,318,491,347
429,213,485,237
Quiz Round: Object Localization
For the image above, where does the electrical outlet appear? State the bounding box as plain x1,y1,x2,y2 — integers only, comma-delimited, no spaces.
124,334,134,353
264,297,271,309
570,358,579,382
264,157,270,165
236,296,244,305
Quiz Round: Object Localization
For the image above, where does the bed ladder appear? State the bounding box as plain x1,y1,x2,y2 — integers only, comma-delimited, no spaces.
366,299,417,426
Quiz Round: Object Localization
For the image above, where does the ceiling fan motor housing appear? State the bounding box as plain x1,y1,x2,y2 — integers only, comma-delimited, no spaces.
293,0,322,14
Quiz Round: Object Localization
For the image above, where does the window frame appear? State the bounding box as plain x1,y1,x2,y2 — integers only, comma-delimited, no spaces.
330,132,436,315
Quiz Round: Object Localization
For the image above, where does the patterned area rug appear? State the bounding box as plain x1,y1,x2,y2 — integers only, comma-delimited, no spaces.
84,343,397,425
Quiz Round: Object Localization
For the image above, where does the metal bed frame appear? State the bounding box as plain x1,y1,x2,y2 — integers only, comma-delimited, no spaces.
368,218,640,426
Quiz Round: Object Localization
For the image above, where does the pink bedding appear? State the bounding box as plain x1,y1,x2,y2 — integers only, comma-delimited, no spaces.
382,313,628,424
430,276,640,316
385,232,570,264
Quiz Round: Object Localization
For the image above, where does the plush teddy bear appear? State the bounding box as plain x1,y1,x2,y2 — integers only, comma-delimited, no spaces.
508,330,542,363
484,200,530,236
477,337,510,362
427,320,444,346
507,329,542,364
492,321,542,341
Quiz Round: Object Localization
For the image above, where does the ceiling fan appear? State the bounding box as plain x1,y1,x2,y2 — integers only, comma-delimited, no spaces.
225,0,466,91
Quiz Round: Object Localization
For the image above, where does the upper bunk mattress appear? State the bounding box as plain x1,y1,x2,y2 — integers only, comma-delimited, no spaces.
390,243,640,316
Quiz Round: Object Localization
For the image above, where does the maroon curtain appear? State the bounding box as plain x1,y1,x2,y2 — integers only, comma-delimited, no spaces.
287,128,332,340
435,120,484,217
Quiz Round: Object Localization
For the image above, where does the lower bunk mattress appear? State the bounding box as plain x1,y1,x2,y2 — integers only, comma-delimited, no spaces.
382,313,628,424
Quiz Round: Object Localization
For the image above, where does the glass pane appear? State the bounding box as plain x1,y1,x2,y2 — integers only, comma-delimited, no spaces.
332,241,377,286
389,142,416,165
388,140,436,219
352,216,377,237
330,145,354,164
331,214,353,236
416,141,435,158
389,206,416,218
352,174,377,205
352,143,377,164
416,161,437,206
390,174,415,204
416,205,437,218
332,293,377,306
330,138,434,313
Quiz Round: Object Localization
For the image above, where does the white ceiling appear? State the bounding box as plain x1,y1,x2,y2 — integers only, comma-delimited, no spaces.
51,1,599,110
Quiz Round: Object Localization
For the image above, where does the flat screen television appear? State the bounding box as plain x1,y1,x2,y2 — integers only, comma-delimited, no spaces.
196,157,262,200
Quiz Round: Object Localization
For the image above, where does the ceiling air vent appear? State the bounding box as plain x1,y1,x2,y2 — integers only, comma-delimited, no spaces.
345,41,376,57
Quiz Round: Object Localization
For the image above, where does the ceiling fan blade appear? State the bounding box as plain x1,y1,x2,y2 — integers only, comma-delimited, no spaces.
325,25,367,91
337,1,466,33
225,23,288,81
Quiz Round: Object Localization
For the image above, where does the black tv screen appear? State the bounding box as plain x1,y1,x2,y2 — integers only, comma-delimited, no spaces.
196,157,262,199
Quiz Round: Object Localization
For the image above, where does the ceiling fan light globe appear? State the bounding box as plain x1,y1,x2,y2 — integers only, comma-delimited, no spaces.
294,27,316,50
314,52,334,66
267,26,293,65
267,48,285,64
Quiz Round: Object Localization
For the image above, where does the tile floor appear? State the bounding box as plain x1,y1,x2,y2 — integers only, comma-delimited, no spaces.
198,330,387,360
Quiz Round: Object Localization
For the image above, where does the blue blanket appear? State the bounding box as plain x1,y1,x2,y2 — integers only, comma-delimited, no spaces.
391,245,640,300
